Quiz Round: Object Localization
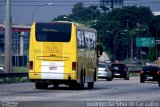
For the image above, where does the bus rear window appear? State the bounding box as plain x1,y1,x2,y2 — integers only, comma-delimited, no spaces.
35,23,71,42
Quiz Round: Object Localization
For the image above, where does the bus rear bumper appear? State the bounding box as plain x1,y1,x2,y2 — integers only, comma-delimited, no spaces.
29,72,76,81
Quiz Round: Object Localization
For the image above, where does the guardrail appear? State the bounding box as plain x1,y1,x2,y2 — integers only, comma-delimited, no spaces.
0,72,28,83
0,72,28,78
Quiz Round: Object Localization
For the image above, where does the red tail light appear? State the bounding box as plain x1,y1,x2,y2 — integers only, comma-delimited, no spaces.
140,70,144,74
72,62,76,71
157,71,160,75
29,61,33,70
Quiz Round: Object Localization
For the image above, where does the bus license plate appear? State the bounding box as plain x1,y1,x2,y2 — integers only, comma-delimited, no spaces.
49,66,57,70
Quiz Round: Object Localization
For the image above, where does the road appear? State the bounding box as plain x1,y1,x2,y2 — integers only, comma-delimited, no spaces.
0,77,160,107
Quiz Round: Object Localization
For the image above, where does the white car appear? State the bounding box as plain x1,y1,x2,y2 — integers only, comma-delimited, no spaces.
98,63,112,81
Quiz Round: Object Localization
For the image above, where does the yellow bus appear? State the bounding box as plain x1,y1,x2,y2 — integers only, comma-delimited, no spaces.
29,21,102,89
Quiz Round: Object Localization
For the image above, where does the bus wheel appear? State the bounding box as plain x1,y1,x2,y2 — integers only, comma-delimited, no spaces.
78,72,85,89
94,69,97,81
35,82,48,89
69,82,78,89
88,82,94,89
53,83,59,89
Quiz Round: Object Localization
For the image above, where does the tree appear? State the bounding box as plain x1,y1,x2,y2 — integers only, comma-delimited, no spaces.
71,2,87,20
100,5,109,13
52,5,156,62
95,6,154,61
149,15,160,60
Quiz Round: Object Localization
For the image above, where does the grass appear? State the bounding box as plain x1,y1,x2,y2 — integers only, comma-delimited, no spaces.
0,77,29,84
129,72,140,77
13,66,29,72
0,66,29,83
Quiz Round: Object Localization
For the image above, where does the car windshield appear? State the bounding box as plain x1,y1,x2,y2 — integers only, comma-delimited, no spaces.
111,64,125,69
143,66,159,71
98,63,106,68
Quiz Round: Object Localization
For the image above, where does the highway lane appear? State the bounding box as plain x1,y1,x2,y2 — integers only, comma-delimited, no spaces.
0,77,160,107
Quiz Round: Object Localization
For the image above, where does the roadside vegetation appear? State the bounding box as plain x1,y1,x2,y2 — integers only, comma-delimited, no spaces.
53,2,160,63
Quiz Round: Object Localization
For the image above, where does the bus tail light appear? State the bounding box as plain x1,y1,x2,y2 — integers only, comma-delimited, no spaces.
29,61,33,70
72,62,76,71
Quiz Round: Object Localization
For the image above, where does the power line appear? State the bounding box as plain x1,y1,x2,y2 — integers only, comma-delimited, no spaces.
0,0,156,2
1,0,101,3
0,0,139,1
1,4,99,7
0,2,159,6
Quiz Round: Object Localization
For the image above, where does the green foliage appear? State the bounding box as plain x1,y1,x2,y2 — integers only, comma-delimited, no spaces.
52,3,159,62
13,66,28,72
71,2,88,20
95,6,154,61
147,48,155,61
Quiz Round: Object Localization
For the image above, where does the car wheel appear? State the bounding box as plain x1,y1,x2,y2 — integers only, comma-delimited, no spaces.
140,78,145,83
158,80,160,87
124,76,129,80
107,77,113,81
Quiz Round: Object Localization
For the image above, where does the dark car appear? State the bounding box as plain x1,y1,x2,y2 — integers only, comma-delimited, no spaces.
110,63,129,80
140,66,160,83
158,71,160,87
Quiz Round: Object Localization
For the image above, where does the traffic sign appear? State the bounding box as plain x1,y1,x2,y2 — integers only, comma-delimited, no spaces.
136,37,155,47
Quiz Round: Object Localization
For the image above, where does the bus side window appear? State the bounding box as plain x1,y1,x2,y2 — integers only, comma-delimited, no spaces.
92,33,96,49
77,30,81,48
77,30,85,49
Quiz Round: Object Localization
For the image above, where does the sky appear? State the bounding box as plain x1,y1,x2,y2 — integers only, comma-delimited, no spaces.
0,0,160,25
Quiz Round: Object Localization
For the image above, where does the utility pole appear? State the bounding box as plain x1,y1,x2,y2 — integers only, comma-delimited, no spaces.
111,0,114,10
5,0,12,73
131,34,133,64
100,0,123,10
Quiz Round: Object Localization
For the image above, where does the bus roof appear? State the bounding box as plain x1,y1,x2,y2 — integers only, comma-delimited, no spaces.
33,21,97,33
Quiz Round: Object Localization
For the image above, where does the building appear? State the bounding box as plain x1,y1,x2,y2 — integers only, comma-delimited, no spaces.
0,24,30,66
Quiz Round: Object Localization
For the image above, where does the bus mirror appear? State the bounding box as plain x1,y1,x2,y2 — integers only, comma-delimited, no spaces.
97,45,103,57
99,46,103,55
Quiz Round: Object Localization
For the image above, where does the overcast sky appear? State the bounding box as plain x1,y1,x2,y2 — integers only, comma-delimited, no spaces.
0,0,160,25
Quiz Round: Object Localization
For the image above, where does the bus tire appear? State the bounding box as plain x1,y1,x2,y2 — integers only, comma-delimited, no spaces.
78,70,85,89
35,82,48,89
94,68,97,81
53,83,59,89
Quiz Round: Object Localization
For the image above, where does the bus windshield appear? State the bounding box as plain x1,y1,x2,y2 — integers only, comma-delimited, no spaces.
35,23,71,42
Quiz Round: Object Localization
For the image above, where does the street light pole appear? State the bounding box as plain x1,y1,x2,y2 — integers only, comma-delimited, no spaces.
156,28,160,60
63,16,74,22
114,34,116,61
107,31,116,61
131,34,133,64
31,3,53,23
